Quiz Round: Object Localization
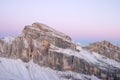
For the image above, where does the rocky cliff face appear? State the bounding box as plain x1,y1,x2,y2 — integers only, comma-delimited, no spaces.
0,22,120,80
0,22,76,61
86,41,120,62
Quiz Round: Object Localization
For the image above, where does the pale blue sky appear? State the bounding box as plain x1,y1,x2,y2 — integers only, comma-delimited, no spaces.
0,0,120,44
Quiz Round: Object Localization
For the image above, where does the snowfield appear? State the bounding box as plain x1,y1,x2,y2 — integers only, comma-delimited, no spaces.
0,57,100,80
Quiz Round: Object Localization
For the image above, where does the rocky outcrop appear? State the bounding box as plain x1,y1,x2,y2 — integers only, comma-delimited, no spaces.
22,23,75,50
86,40,120,62
0,22,120,80
0,23,75,60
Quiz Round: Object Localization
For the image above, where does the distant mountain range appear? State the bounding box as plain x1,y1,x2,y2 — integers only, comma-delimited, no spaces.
0,22,120,80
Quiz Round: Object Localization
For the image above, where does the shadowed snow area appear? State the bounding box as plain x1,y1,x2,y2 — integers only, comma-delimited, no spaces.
0,57,100,80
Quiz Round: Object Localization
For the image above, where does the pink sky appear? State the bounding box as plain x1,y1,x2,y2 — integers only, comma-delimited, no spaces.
0,0,120,44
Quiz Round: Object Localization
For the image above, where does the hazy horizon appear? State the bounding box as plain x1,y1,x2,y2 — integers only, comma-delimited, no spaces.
0,0,120,44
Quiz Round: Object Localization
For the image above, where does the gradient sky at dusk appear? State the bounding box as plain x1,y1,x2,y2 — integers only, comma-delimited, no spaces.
0,0,120,44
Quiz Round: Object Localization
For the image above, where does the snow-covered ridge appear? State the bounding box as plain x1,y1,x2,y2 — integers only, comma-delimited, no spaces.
50,44,120,70
1,37,15,44
0,37,15,53
0,57,100,80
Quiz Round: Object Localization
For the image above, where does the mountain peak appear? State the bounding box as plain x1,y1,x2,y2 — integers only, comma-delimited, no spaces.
89,40,119,49
32,22,55,32
22,22,72,41
87,40,120,62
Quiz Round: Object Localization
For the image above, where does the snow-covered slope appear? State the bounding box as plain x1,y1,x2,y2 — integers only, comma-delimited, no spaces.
0,57,100,80
50,44,120,70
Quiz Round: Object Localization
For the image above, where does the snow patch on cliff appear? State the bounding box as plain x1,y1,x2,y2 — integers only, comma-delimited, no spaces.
2,37,15,44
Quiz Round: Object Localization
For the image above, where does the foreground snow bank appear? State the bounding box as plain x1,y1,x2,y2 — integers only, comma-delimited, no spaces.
0,57,100,80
